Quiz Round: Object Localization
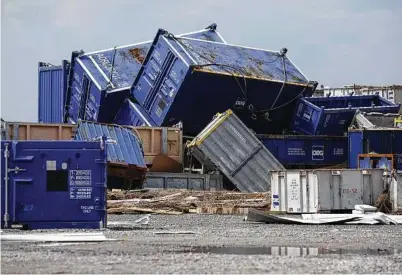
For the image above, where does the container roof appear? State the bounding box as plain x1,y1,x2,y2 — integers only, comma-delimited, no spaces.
76,26,227,93
169,37,310,85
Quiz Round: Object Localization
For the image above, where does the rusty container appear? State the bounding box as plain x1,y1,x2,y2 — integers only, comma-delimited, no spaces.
127,126,183,165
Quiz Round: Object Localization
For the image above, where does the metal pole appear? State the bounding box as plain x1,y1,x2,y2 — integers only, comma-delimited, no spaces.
3,143,9,228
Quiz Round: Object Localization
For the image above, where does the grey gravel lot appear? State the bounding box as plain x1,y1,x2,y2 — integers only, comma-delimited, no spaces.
2,214,402,274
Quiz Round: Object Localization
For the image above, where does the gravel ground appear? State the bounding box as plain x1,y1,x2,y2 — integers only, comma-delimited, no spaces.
2,214,402,274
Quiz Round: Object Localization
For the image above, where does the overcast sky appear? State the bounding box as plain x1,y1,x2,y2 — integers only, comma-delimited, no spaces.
1,0,401,122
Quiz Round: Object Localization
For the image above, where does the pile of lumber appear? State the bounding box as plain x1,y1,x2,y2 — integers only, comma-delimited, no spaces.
107,189,271,215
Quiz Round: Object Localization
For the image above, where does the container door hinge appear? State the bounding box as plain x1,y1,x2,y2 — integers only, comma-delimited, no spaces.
8,166,26,174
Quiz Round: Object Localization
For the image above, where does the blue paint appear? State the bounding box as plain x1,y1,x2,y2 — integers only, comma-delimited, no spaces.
1,140,107,230
348,129,402,170
131,29,317,136
63,26,226,125
291,95,401,136
257,134,347,168
74,120,146,168
38,60,70,123
114,99,157,127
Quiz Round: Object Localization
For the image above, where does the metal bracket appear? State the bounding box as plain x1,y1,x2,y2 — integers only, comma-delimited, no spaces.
8,166,26,174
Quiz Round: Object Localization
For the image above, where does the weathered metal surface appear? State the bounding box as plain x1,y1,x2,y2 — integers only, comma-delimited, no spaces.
131,29,317,136
1,140,107,229
270,169,385,213
187,110,284,192
257,134,347,169
1,121,76,141
391,171,402,211
353,111,400,129
348,128,402,170
315,84,402,112
127,126,183,165
38,61,70,123
291,95,400,136
74,121,146,169
64,25,226,124
143,172,223,190
114,99,157,127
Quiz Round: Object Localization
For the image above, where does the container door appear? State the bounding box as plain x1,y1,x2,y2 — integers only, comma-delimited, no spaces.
8,142,106,227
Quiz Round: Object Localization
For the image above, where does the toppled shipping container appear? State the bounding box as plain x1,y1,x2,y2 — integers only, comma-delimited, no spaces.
257,134,347,169
74,121,147,183
131,29,317,136
38,60,70,123
187,110,284,192
1,140,107,229
291,95,400,136
270,169,385,213
64,24,227,125
1,121,75,141
353,111,400,129
348,128,402,171
114,99,157,127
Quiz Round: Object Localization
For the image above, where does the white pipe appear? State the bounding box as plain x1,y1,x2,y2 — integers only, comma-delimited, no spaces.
3,143,9,228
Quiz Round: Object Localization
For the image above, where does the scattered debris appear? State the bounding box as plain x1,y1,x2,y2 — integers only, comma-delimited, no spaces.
246,208,402,225
107,190,270,214
153,231,196,235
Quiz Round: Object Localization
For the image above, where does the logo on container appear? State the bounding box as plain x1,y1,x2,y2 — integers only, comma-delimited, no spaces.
312,145,324,161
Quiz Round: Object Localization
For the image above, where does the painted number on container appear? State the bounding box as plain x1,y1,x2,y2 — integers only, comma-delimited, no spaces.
333,148,344,156
69,170,92,187
70,187,92,200
342,188,358,194
287,148,306,156
289,179,299,201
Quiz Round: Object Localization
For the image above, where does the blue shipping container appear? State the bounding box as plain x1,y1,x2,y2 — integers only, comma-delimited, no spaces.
74,120,147,168
114,99,157,127
348,129,402,171
38,60,70,123
130,29,317,136
292,95,401,136
257,134,348,168
1,140,107,230
64,24,226,125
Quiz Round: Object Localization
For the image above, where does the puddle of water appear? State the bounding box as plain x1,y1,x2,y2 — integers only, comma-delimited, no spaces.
178,246,402,256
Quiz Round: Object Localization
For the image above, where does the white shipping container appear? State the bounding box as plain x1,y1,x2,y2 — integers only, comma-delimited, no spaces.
391,171,402,211
271,169,385,213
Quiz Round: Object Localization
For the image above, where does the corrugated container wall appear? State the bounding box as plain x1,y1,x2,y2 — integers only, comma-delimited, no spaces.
316,85,402,111
114,99,157,127
271,169,385,213
1,140,107,229
64,24,227,125
131,29,317,136
143,172,223,190
257,135,347,168
187,110,284,192
348,129,402,171
291,95,400,136
2,122,75,141
38,60,70,123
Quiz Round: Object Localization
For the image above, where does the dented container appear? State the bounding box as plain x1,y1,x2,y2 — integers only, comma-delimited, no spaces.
257,134,347,168
187,110,284,192
348,128,402,171
271,169,385,213
64,25,226,125
291,95,400,136
143,172,223,190
38,61,70,123
127,126,183,165
114,99,157,127
1,121,76,141
131,29,317,136
1,140,107,229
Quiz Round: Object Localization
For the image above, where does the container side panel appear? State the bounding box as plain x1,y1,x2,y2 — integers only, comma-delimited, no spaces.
114,100,157,127
1,140,107,229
